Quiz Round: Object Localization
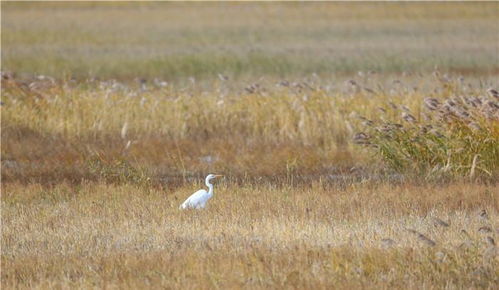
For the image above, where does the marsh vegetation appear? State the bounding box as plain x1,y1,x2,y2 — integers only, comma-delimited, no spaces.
1,2,498,289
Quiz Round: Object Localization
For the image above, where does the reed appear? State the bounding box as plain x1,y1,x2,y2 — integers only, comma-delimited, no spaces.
2,74,497,183
354,77,499,179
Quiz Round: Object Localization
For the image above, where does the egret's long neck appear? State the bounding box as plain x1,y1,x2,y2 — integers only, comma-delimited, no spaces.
206,179,214,196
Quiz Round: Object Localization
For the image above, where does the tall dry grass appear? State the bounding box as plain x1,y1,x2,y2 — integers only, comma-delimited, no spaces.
2,73,498,183
354,79,499,179
2,3,499,289
2,181,498,289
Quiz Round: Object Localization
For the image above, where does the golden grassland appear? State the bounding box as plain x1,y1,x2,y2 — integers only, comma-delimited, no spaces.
2,73,498,183
1,73,498,289
2,2,499,289
2,2,498,80
2,181,498,289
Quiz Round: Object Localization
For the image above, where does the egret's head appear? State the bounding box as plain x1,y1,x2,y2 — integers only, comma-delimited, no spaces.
205,174,223,185
206,174,224,181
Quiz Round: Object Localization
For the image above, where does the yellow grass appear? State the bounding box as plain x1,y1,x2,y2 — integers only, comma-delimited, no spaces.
2,181,498,289
2,74,498,182
2,3,499,289
2,2,498,79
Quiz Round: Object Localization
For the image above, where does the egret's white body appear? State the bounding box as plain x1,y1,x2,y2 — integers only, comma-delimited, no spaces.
180,174,223,209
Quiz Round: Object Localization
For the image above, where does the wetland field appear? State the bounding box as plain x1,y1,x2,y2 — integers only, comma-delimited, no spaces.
1,2,498,289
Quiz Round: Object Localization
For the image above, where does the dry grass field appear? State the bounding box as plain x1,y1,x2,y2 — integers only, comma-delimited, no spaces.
2,2,498,80
1,2,499,289
2,182,498,289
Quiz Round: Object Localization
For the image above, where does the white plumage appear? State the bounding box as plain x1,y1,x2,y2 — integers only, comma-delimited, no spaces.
180,174,223,209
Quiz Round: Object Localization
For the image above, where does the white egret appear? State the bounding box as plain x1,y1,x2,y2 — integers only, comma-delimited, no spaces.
179,174,224,209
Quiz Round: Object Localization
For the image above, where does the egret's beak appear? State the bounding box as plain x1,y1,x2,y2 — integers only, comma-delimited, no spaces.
214,175,224,178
